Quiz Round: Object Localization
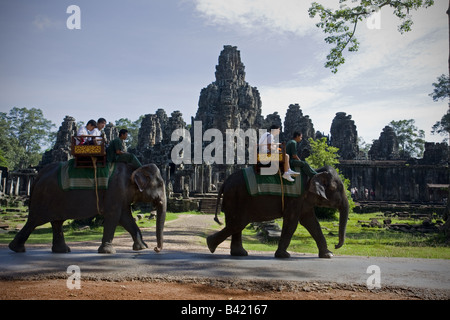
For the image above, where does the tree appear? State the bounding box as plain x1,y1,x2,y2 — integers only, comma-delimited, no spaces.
309,0,435,73
115,116,143,150
0,113,14,169
430,74,450,102
431,109,450,142
430,74,450,143
305,137,354,218
309,0,449,238
0,150,8,168
0,107,55,169
306,137,340,168
389,119,425,158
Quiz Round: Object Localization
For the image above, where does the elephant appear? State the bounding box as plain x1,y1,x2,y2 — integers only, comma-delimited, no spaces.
9,162,166,254
207,165,349,258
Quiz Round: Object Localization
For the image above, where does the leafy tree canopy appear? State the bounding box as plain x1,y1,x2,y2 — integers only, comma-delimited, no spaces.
432,109,450,139
389,119,425,158
309,0,435,73
0,107,55,170
115,116,143,150
306,137,340,168
429,74,450,102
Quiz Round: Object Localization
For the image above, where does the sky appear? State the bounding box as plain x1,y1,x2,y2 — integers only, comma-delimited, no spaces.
0,0,448,146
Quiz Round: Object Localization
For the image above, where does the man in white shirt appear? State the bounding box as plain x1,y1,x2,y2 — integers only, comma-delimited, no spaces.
90,117,107,145
76,119,97,145
258,124,299,181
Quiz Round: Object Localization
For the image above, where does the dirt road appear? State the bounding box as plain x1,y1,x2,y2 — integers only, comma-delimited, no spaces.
1,214,449,300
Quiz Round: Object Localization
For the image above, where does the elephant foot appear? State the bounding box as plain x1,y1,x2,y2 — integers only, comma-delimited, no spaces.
274,249,291,259
98,243,116,254
52,243,71,253
319,249,333,258
230,247,248,257
8,240,25,253
132,239,148,251
206,235,217,254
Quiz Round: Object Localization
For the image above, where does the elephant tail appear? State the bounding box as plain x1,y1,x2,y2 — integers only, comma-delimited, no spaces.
214,183,224,225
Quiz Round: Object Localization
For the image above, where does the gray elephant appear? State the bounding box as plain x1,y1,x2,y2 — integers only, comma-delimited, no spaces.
207,166,349,258
9,162,166,254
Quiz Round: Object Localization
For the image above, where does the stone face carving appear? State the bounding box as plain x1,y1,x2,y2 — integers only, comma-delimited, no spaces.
195,45,263,134
283,104,315,141
369,126,400,160
37,45,448,204
137,114,162,149
283,104,315,160
330,112,359,160
39,116,78,167
135,110,186,167
103,122,118,145
262,112,282,131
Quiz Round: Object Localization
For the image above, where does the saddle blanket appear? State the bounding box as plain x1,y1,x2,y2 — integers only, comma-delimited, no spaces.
58,159,116,191
242,166,304,197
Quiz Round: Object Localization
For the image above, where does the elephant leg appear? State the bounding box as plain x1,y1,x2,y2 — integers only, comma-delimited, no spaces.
275,212,298,259
8,220,37,253
98,213,120,254
119,213,148,251
230,231,248,256
299,212,333,258
51,220,71,253
207,226,234,254
208,220,249,256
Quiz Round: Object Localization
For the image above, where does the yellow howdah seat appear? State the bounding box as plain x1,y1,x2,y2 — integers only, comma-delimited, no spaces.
71,136,106,168
255,143,286,175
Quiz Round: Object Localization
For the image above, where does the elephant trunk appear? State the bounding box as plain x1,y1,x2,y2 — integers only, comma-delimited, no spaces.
154,195,166,253
335,198,349,249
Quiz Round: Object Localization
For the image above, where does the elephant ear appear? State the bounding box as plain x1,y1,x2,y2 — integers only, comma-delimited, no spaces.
131,168,150,192
308,172,328,200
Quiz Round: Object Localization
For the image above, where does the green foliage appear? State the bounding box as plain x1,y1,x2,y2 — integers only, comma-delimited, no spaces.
115,116,143,149
306,137,354,218
430,75,450,143
0,107,55,170
0,209,179,244
242,212,450,259
389,119,425,158
432,109,450,142
429,74,450,142
309,0,435,73
429,74,450,102
305,137,340,168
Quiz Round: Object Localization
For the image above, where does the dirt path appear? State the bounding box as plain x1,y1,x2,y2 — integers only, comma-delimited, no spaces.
0,214,441,300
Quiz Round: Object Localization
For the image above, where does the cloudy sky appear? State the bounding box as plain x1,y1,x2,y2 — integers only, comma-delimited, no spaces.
0,0,448,145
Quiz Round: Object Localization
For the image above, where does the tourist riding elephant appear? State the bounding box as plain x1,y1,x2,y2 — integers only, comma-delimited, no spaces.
9,162,166,254
207,166,349,258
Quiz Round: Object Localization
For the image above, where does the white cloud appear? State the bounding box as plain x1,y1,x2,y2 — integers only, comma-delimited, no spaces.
193,0,315,36
240,1,449,144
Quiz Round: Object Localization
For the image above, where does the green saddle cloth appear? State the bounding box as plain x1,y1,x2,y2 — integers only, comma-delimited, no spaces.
58,159,116,191
242,166,305,197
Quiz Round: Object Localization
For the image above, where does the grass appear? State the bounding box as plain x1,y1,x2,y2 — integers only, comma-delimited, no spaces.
237,212,450,259
0,206,179,245
1,205,449,259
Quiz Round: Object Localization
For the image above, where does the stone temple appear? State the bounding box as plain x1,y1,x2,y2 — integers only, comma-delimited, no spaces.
196,45,264,134
24,45,447,210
